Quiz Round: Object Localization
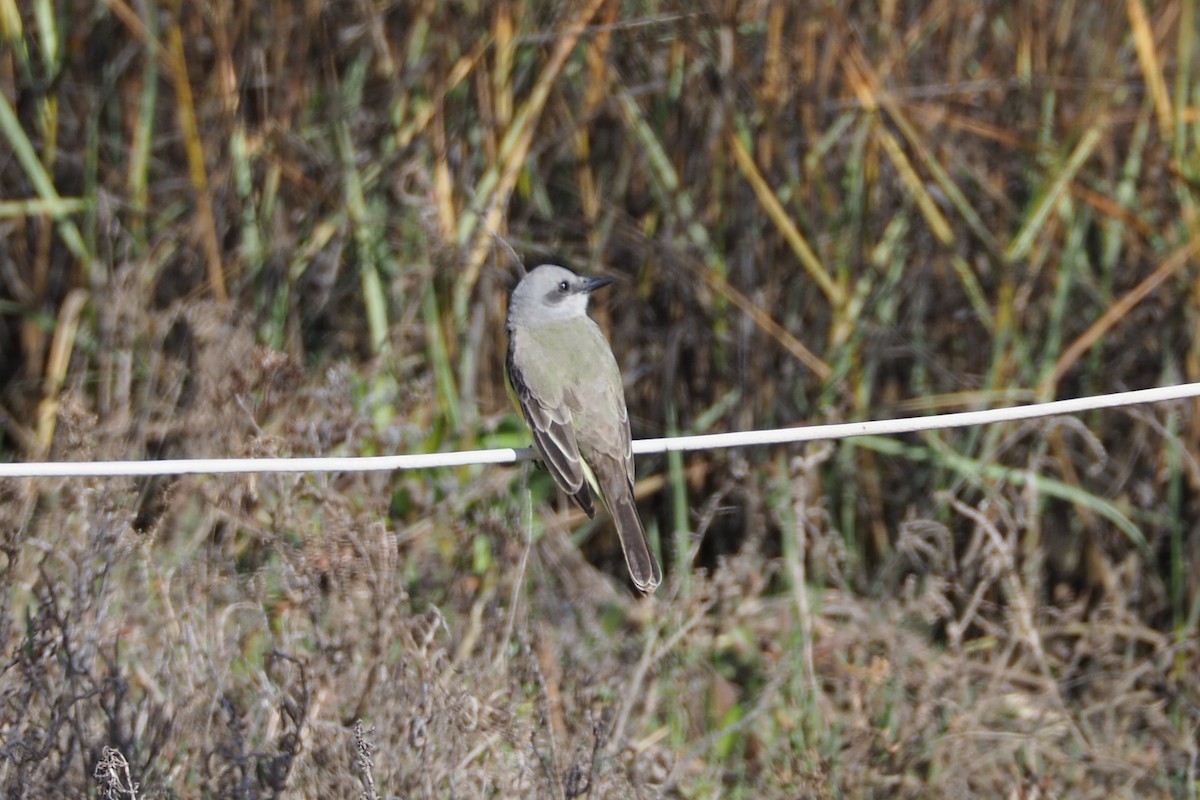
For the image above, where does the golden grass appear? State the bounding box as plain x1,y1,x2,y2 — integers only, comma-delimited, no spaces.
1,1,1198,797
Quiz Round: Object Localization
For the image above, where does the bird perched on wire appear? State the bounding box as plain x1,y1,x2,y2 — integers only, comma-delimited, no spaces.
505,264,662,594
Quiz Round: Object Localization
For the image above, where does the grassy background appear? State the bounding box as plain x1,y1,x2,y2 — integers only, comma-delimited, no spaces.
2,0,1200,796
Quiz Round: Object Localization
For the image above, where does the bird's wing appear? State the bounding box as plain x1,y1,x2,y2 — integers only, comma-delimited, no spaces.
506,341,596,517
580,324,636,487
617,393,635,485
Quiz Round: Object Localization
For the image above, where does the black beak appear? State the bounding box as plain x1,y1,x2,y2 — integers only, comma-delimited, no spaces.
582,275,615,293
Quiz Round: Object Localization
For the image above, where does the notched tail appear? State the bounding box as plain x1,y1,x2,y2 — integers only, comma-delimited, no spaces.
609,474,667,594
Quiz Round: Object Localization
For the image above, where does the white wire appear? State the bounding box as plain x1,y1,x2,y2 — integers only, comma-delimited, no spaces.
0,382,1196,478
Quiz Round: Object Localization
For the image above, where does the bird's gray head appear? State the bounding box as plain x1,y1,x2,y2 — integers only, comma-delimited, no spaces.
507,264,614,328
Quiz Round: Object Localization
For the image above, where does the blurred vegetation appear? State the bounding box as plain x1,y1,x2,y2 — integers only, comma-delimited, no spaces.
2,0,1200,796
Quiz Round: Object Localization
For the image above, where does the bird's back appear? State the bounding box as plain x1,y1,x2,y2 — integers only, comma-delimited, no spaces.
514,318,630,467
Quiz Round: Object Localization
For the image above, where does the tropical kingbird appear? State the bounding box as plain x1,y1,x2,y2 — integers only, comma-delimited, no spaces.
506,264,662,593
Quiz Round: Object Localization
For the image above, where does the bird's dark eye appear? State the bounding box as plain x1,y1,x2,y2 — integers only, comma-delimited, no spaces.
558,280,569,292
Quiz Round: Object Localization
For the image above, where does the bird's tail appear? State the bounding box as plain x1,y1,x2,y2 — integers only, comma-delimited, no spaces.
590,456,662,593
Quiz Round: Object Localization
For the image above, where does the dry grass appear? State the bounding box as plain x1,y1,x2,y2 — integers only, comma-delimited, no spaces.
2,1,1199,797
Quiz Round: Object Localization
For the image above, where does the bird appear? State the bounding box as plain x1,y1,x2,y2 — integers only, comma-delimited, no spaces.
505,264,662,593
